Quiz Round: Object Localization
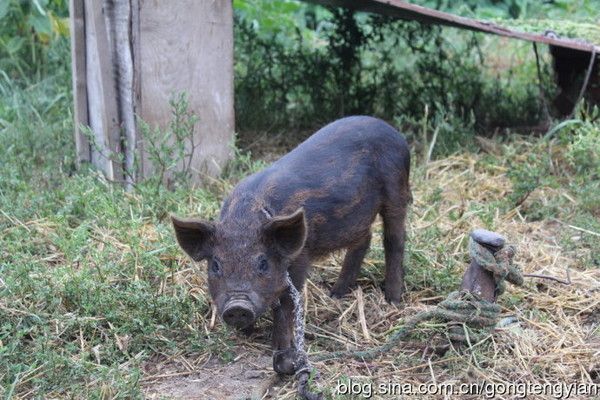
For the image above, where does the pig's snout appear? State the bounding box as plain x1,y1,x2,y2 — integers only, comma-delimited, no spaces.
222,299,255,329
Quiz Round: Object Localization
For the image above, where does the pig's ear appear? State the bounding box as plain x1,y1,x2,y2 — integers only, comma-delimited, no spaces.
171,215,215,261
263,208,307,258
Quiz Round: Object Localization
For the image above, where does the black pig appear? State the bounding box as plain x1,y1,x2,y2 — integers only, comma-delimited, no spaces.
172,116,411,374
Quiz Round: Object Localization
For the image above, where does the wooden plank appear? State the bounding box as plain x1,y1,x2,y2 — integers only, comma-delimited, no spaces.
138,0,235,182
131,0,143,179
69,0,90,164
84,0,122,180
112,0,136,187
306,0,600,53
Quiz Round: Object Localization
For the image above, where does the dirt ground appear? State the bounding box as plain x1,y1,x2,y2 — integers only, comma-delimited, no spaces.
143,349,281,400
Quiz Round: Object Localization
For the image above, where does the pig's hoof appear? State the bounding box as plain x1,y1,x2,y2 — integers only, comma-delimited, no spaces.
329,286,350,299
273,348,297,375
329,290,347,299
385,292,404,305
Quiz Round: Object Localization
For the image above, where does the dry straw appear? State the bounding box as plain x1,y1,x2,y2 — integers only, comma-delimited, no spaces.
138,142,599,399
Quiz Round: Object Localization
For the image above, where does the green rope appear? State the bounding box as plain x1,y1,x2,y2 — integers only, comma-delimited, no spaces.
468,239,523,295
315,238,523,362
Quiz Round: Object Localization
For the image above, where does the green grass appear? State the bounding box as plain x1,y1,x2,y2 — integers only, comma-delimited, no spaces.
3,85,600,398
0,169,218,396
2,38,600,400
0,70,231,397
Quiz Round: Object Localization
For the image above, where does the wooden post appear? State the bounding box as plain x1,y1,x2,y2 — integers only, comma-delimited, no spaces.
84,0,121,180
69,0,235,184
69,0,90,165
460,229,506,302
137,0,235,180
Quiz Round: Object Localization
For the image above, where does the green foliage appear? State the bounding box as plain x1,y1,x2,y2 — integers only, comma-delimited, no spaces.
0,176,223,397
0,45,227,397
500,106,600,224
495,19,600,43
138,93,200,191
0,0,69,82
1,1,599,397
544,105,600,180
233,0,547,154
560,109,600,178
0,63,73,189
419,0,600,20
234,0,305,36
235,6,389,128
506,152,546,208
0,85,231,397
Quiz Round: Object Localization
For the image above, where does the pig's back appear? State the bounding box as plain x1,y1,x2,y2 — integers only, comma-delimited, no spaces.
275,116,407,168
227,116,410,255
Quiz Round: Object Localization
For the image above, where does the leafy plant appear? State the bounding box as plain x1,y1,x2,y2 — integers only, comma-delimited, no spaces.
138,93,199,191
507,153,544,208
233,0,547,156
561,108,600,178
0,0,69,82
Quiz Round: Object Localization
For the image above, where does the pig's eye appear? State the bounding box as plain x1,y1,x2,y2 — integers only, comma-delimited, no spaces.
210,259,222,275
257,258,269,274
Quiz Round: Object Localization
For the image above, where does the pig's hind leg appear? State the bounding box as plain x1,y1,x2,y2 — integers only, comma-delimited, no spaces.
330,233,372,298
381,198,409,304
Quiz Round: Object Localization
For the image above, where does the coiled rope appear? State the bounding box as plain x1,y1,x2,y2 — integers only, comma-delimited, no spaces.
288,236,523,399
315,236,523,362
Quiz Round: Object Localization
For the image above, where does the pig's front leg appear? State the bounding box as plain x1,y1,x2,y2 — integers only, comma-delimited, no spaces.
272,291,296,374
272,253,310,375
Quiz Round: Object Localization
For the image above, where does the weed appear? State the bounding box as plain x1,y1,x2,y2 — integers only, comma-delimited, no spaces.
138,93,200,191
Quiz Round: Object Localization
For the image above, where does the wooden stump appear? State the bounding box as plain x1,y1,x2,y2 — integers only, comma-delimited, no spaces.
460,229,506,303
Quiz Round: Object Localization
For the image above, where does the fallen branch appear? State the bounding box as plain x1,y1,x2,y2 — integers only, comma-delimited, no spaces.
523,269,571,285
